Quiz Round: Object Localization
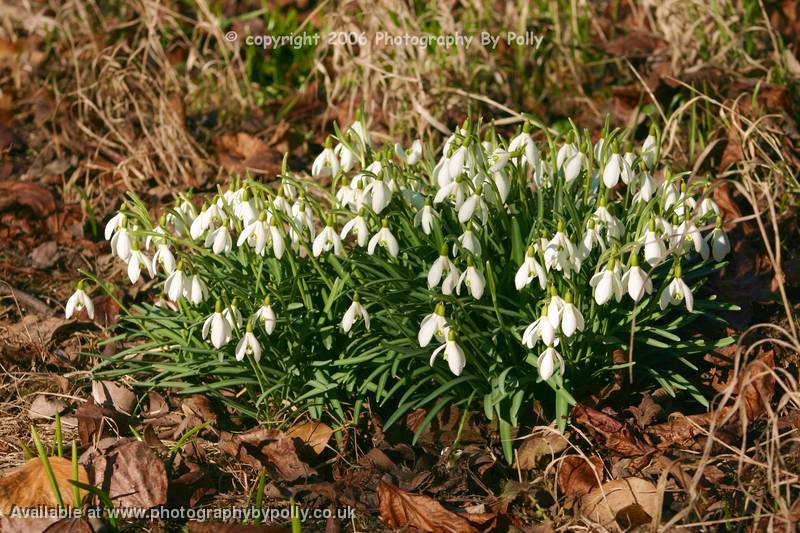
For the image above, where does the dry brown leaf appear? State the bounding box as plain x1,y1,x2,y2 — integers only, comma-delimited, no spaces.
187,522,290,532
286,421,334,455
572,404,654,456
377,481,482,533
558,456,604,500
579,477,659,529
516,431,569,470
0,457,89,514
85,439,168,509
0,181,55,216
28,395,67,420
218,429,315,482
91,380,136,415
741,349,776,421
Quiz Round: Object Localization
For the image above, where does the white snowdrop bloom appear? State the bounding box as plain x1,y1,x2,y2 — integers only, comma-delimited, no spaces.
673,190,697,219
560,293,584,338
206,225,233,255
621,151,636,184
621,256,653,302
65,282,94,320
290,199,315,238
168,196,197,236
110,224,132,261
590,259,624,305
152,243,176,275
537,345,564,381
312,142,339,178
429,330,466,376
340,211,369,247
363,177,392,214
488,147,510,172
632,170,656,204
342,293,370,332
269,221,285,259
642,221,668,267
515,246,547,291
434,174,470,209
202,302,232,349
509,130,539,167
396,139,423,165
522,314,558,349
699,196,720,218
189,206,210,240
104,211,126,241
642,132,657,168
414,200,436,235
144,225,166,251
659,266,694,312
458,185,489,224
428,247,456,289
708,222,731,262
235,323,262,362
235,193,258,227
348,119,370,147
544,226,579,275
223,300,244,330
547,290,565,329
238,213,271,255
593,203,624,240
577,219,606,261
675,219,709,260
312,222,344,257
418,303,449,347
564,152,586,183
556,141,578,169
593,137,606,160
335,177,355,209
334,142,357,173
254,297,277,335
163,267,187,302
368,219,399,257
127,244,153,284
186,275,208,304
491,171,512,204
272,189,292,214
456,258,485,300
456,225,482,257
447,145,468,179
441,263,461,296
660,179,680,211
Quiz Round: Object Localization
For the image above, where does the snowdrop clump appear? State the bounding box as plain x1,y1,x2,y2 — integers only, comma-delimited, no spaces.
78,113,735,446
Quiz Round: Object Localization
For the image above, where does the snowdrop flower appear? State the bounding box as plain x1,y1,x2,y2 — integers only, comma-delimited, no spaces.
447,145,469,179
556,136,578,169
642,220,667,267
164,266,187,302
491,171,512,204
675,218,709,260
708,218,731,262
151,242,176,275
488,147,510,173
363,176,392,214
458,185,488,224
340,210,369,247
127,242,153,284
223,299,243,330
515,246,547,291
186,274,208,304
642,128,657,168
434,174,470,209
456,257,485,300
428,245,457,289
335,177,355,209
698,196,720,218
312,139,340,178
522,312,558,348
632,168,656,204
590,258,624,305
660,178,680,211
312,219,344,257
429,329,466,376
206,225,232,255
509,126,539,167
456,224,481,256
254,296,277,335
110,220,132,261
235,322,262,362
272,189,292,215
621,255,653,302
418,303,449,347
414,199,436,235
593,199,624,240
334,142,357,173
560,292,584,338
290,199,315,238
233,188,258,226
368,219,399,257
189,204,211,240
396,139,423,165
544,223,579,275
65,281,94,320
577,219,605,261
104,211,127,241
547,288,565,329
238,212,271,255
621,148,636,184
537,345,564,381
202,301,232,349
168,196,197,236
342,293,370,332
564,151,586,183
659,264,694,312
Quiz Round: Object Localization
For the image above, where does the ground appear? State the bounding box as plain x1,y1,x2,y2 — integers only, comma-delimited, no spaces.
1,1,799,531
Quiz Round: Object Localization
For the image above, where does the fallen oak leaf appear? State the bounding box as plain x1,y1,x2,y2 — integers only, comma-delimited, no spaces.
286,421,334,455
558,456,604,501
218,429,315,482
579,477,659,529
0,457,89,514
515,430,570,470
377,481,484,533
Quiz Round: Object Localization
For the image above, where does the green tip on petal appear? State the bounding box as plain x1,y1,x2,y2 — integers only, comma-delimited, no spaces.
557,220,565,233
246,321,254,333
526,245,535,257
565,291,573,304
674,262,683,278
424,196,432,206
715,215,723,228
447,329,457,342
565,130,574,144
648,218,656,231
439,244,449,256
76,280,85,291
215,300,223,313
352,292,360,302
264,295,271,306
381,218,389,228
434,302,445,316
607,258,616,271
466,256,475,267
324,137,332,149
550,286,558,297
522,121,531,134
630,253,639,267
